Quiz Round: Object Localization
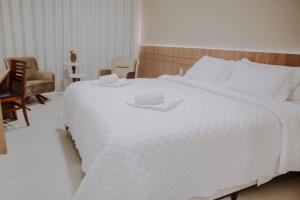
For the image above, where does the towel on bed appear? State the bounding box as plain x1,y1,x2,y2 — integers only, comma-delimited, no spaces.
127,97,182,112
134,92,165,106
92,77,133,88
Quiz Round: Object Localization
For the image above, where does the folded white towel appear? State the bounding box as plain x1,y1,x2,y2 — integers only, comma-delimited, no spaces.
134,92,164,106
104,79,133,88
127,97,182,112
98,74,118,86
91,78,133,88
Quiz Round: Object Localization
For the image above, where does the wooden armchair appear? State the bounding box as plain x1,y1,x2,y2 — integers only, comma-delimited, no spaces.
4,57,55,104
98,57,137,79
0,60,30,126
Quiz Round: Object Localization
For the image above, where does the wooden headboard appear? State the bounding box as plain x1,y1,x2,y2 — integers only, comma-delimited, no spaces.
138,45,300,78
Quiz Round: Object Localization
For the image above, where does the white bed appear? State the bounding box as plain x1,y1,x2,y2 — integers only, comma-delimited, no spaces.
59,74,300,200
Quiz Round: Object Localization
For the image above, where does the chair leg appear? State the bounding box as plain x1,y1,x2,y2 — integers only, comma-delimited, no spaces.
21,98,30,127
231,192,239,200
35,95,45,104
36,95,49,104
12,110,18,120
39,95,49,101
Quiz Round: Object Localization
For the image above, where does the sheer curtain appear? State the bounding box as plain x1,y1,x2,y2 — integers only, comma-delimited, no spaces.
0,0,139,90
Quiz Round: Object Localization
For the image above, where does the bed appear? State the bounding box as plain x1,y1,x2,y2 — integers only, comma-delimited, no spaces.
59,49,300,200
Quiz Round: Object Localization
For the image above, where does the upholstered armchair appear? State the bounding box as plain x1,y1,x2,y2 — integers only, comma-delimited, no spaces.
98,57,137,79
4,57,55,104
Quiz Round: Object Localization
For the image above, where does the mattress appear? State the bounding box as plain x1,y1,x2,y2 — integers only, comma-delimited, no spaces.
58,75,300,200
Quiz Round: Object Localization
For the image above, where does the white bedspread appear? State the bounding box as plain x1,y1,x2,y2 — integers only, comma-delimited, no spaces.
59,75,300,200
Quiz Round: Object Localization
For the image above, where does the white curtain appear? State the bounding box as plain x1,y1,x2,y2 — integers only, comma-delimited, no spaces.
0,0,139,90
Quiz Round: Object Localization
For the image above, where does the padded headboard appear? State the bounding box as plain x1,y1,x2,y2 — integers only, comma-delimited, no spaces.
138,45,300,78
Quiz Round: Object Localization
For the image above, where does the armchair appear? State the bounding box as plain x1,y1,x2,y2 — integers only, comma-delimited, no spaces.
4,57,55,104
98,57,137,79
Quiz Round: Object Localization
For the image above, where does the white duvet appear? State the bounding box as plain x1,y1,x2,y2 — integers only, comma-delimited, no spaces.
59,75,300,200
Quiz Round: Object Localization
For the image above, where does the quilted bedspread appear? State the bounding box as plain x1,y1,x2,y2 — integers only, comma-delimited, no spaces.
59,75,300,200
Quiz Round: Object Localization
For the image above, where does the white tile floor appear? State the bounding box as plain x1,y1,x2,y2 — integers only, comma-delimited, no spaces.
0,94,82,200
0,93,299,200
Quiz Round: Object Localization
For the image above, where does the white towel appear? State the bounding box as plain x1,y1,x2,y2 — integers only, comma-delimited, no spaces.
104,79,133,88
127,98,182,112
98,74,119,86
134,92,164,106
91,78,133,88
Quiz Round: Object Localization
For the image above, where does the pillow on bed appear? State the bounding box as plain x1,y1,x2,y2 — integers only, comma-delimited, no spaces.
241,59,300,103
225,60,295,101
185,56,235,83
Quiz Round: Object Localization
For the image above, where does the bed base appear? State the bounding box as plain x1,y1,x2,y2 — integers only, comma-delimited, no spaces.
209,182,256,200
216,192,238,200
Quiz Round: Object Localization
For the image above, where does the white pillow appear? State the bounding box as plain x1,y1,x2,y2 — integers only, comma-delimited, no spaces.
185,56,235,83
225,60,295,101
242,59,300,103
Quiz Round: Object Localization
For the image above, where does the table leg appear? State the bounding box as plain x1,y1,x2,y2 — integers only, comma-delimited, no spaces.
72,66,76,74
0,102,7,154
72,78,81,82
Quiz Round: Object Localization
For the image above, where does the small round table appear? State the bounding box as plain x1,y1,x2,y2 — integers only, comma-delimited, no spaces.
69,73,87,82
62,62,86,82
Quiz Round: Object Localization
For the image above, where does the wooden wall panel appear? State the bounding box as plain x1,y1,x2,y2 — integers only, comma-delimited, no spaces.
138,46,300,78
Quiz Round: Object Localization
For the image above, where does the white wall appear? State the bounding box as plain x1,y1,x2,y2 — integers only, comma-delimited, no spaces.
141,0,300,53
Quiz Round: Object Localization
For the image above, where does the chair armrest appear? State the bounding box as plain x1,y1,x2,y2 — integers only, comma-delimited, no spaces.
126,72,135,79
98,69,112,77
35,70,55,81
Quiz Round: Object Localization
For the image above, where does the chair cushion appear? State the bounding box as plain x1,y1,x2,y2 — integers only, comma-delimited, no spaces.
23,58,39,81
25,80,55,97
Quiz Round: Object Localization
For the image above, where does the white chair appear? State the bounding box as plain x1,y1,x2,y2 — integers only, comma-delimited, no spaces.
98,57,137,79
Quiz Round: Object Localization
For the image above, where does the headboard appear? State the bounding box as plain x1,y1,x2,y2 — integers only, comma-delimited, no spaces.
138,45,300,78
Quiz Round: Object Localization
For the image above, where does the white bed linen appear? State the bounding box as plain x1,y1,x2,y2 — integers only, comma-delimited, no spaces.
185,56,235,83
59,76,300,200
225,63,295,101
